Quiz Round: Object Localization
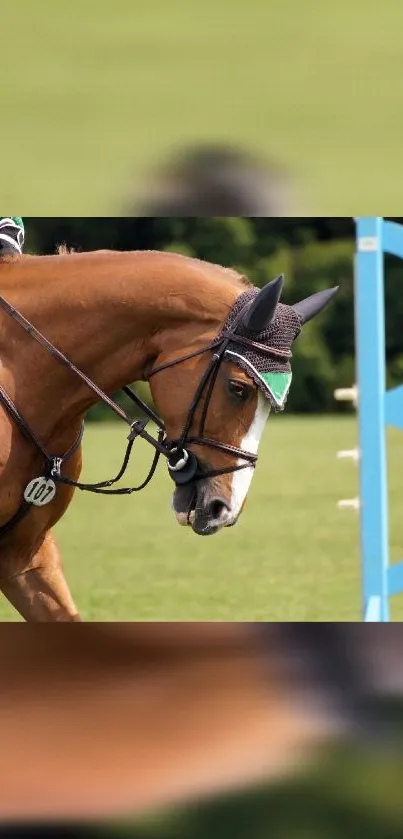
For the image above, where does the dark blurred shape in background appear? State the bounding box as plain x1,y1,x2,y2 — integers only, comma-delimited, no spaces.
128,145,295,216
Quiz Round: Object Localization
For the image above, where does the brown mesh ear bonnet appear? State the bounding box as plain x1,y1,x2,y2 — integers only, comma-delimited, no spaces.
216,287,302,411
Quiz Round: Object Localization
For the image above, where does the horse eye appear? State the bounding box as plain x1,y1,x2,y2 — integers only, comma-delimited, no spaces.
228,380,251,401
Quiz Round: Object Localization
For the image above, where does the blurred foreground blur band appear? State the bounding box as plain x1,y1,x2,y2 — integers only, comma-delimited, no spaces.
1,622,403,832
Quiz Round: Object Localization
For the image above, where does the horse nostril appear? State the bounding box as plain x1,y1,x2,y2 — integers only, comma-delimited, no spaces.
208,497,230,520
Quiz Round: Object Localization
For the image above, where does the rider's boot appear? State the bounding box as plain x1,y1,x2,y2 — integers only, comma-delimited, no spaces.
0,217,25,257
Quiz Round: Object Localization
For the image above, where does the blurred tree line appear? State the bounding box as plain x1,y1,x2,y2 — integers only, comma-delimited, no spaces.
24,218,403,417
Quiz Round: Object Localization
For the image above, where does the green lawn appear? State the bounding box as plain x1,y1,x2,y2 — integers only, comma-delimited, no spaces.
3,0,403,214
1,415,402,621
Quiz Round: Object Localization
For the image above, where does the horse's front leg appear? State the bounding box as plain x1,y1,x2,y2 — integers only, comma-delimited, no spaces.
0,530,81,622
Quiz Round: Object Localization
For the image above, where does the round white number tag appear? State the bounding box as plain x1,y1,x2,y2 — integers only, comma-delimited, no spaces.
24,476,57,507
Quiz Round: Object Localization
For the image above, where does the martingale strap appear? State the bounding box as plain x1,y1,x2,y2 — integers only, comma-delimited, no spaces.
0,386,167,538
0,385,84,538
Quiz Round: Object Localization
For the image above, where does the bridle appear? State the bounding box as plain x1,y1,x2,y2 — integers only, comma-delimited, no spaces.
0,294,291,537
147,313,291,484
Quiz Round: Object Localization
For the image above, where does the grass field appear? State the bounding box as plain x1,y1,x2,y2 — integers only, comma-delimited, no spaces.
4,0,403,215
1,415,402,622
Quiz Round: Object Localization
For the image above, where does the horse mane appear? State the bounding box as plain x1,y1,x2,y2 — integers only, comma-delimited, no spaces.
57,244,75,255
190,256,251,289
54,245,251,289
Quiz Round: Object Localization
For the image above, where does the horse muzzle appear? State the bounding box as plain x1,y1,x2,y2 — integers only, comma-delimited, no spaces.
172,475,232,535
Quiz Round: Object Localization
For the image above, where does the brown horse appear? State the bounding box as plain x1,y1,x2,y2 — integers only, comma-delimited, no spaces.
0,250,335,621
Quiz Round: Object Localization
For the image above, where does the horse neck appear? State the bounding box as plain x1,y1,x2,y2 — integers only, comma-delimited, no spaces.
0,252,240,427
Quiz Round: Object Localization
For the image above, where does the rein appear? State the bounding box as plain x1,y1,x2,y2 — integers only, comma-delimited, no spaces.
0,292,290,537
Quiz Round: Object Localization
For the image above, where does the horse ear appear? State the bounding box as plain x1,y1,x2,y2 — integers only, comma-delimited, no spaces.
241,275,284,336
292,287,339,325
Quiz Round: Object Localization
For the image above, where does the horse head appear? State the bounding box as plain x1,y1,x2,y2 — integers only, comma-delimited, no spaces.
149,275,338,535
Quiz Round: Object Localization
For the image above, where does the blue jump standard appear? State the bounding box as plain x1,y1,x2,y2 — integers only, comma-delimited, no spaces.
356,218,403,621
